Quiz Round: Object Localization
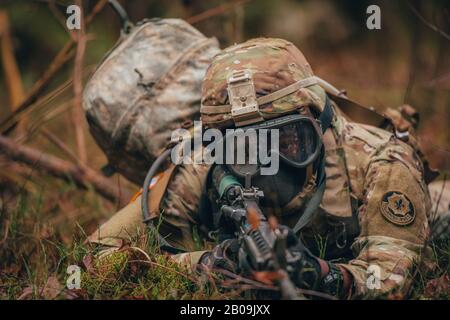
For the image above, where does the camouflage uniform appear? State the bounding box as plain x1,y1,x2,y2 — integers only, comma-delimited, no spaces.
89,38,434,298
428,179,450,240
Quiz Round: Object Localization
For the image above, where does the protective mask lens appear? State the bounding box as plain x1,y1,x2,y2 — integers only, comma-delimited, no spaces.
223,114,322,176
226,128,260,178
276,118,322,167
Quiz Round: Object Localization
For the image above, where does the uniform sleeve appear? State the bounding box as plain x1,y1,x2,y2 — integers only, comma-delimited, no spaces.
87,161,210,252
169,250,209,268
158,162,210,251
338,158,431,298
87,193,146,247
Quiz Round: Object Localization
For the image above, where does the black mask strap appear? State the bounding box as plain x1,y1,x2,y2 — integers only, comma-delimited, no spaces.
292,149,326,234
318,95,334,134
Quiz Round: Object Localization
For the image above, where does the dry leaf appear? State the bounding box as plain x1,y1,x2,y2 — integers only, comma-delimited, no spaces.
424,273,450,298
64,288,88,300
18,276,63,300
82,253,94,273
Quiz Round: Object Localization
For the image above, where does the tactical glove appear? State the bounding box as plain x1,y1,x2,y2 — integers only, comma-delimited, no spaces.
285,234,322,290
199,238,240,273
283,227,346,298
201,229,348,299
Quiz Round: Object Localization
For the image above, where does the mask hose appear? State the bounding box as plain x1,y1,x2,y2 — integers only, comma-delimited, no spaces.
108,0,133,34
141,148,184,254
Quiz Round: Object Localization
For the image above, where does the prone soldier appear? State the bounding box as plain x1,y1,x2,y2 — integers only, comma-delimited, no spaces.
88,38,439,299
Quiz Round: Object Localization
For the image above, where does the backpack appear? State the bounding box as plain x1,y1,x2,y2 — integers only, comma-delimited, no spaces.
83,18,220,185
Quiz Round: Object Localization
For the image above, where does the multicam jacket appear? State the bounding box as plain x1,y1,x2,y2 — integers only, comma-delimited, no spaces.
88,104,432,299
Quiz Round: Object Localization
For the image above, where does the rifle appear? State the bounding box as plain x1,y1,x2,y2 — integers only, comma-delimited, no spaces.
212,166,304,300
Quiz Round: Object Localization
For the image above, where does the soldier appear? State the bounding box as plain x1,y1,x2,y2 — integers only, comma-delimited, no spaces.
88,38,434,299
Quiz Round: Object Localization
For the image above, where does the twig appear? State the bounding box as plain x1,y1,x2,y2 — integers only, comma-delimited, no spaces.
0,10,26,134
116,174,122,211
186,0,251,25
406,1,450,42
72,0,87,164
0,134,131,206
48,1,73,36
40,128,80,164
0,219,10,246
212,267,336,299
422,73,450,88
296,288,337,300
210,268,276,291
0,155,38,194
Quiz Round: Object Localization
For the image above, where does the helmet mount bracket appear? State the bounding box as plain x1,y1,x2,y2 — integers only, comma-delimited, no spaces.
227,69,264,127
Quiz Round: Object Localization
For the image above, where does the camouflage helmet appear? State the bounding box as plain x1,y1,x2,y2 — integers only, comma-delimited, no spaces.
200,38,327,129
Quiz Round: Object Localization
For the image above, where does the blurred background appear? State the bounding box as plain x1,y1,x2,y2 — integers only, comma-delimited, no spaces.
1,0,449,169
0,0,449,299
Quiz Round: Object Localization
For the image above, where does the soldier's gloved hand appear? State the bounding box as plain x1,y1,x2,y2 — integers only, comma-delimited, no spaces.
254,225,322,290
289,236,322,290
285,229,348,298
199,238,240,273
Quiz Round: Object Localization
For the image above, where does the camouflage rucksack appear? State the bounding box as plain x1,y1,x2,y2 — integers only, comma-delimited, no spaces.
83,18,220,185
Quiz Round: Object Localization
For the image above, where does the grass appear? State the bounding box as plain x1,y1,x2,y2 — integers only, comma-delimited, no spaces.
0,175,449,300
0,177,242,300
411,237,450,299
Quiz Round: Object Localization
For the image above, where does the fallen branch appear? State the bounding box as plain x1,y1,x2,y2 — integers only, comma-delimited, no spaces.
0,155,38,194
187,0,251,25
407,1,450,42
0,134,131,206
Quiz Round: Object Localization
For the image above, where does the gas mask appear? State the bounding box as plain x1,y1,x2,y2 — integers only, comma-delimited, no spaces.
214,111,324,210
202,69,334,216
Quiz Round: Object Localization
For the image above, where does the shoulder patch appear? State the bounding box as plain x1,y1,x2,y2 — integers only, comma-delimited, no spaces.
380,191,415,226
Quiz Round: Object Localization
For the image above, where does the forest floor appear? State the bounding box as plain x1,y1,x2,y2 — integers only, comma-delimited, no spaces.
0,176,449,300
